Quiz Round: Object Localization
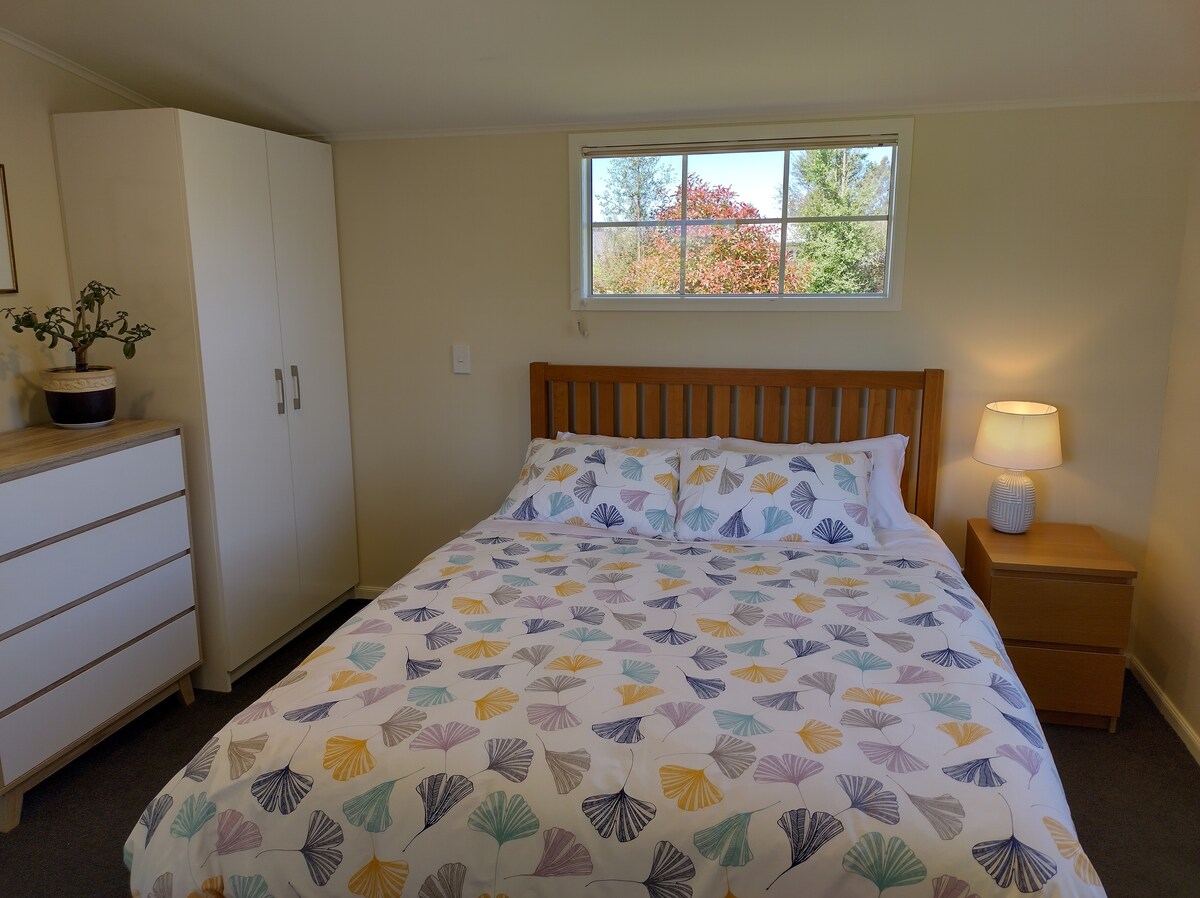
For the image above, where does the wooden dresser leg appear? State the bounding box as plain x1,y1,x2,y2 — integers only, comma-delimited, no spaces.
1108,716,1118,734
177,675,196,706
0,788,23,832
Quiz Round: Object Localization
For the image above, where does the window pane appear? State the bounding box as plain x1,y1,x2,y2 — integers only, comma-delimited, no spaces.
591,155,683,223
591,225,681,294
786,221,888,294
684,223,785,295
687,151,784,219
786,146,892,218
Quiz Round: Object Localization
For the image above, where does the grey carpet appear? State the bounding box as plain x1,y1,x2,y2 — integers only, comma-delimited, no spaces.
1,599,1197,897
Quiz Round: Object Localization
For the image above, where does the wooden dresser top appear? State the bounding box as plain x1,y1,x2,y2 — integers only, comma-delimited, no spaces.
0,420,181,483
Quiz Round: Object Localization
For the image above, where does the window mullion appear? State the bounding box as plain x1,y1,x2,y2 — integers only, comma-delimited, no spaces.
778,150,791,295
679,153,689,297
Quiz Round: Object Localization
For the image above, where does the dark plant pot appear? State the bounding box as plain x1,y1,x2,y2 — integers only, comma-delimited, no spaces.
41,366,116,428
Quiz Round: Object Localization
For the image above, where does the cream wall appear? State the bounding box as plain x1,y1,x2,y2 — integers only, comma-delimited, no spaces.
333,104,1194,594
0,41,138,430
1136,108,1200,756
0,36,1197,749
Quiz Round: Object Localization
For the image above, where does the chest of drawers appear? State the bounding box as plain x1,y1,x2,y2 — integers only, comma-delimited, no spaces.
0,421,200,830
964,518,1136,731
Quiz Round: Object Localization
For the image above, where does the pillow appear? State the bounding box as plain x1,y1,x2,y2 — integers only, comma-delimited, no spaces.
496,439,679,537
676,447,880,547
719,433,914,530
559,432,720,451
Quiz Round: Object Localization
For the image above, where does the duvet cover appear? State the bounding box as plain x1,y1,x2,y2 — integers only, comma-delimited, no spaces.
127,522,1103,897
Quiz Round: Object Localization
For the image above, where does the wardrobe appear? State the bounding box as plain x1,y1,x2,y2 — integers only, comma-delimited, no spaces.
53,109,359,690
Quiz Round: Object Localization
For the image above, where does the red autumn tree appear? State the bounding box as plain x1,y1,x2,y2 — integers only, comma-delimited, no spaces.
599,174,805,296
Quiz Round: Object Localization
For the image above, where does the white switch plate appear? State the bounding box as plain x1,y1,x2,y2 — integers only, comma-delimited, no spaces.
452,343,471,374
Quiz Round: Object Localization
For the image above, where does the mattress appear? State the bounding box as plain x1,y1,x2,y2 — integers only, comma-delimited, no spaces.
126,519,1103,897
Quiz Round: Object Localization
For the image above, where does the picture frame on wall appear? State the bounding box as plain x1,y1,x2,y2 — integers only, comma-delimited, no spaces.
0,165,16,293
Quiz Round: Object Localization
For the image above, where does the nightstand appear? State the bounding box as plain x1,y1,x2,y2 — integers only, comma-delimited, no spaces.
963,518,1136,732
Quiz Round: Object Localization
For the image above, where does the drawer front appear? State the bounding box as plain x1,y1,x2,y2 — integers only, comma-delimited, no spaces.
0,434,183,558
989,576,1132,648
0,497,190,637
0,555,194,713
0,611,198,785
1006,644,1126,717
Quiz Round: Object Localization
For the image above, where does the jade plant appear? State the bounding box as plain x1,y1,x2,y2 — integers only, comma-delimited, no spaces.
2,280,153,371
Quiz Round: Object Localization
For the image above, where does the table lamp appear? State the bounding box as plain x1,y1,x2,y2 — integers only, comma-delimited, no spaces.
973,400,1062,533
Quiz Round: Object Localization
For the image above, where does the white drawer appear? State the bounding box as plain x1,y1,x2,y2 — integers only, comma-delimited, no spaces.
0,611,198,785
0,497,190,637
0,555,195,713
0,435,184,558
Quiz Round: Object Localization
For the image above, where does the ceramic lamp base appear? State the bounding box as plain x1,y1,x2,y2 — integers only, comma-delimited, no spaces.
987,470,1036,534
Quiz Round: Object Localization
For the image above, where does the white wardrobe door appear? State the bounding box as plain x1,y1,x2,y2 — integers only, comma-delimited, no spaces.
178,112,302,670
266,131,359,614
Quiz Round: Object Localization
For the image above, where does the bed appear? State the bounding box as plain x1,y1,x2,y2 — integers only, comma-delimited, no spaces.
126,363,1104,898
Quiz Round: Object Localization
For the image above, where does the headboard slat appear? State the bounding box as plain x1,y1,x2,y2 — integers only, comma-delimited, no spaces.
711,385,732,436
618,383,638,437
643,384,662,438
573,381,592,434
841,387,862,441
787,387,808,443
530,363,944,523
866,388,888,438
813,388,836,443
551,382,569,435
689,386,709,438
894,388,918,502
762,388,782,443
736,386,757,439
666,385,685,438
597,383,616,436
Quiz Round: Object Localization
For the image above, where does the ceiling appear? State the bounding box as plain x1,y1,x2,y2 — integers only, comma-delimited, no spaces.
2,0,1197,140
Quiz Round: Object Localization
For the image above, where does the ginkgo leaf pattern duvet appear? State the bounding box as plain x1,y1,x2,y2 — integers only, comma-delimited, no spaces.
126,524,1105,897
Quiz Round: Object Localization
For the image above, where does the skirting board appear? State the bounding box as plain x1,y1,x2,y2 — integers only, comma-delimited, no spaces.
1128,654,1200,767
355,586,387,600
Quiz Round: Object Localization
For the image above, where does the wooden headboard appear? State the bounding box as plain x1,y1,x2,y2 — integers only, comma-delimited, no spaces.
530,363,944,524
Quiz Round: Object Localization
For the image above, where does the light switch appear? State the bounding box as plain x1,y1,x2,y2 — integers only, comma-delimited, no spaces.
452,343,471,374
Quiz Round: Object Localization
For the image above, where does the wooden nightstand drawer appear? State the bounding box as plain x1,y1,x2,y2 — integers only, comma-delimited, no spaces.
988,576,1132,648
963,518,1136,731
1005,644,1126,718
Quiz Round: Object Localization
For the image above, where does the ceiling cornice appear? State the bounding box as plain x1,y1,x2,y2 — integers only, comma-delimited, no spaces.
0,27,158,108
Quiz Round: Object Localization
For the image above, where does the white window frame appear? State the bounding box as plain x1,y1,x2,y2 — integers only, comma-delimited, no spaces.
569,118,913,312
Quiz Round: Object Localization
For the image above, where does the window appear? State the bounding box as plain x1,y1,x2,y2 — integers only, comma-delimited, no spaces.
569,119,912,311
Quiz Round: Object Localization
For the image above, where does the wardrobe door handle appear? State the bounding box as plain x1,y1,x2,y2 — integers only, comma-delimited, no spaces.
291,365,302,410
275,368,286,414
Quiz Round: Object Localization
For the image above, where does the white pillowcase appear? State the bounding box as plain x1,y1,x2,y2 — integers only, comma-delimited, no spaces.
675,447,880,548
719,433,915,530
496,439,679,537
559,432,720,451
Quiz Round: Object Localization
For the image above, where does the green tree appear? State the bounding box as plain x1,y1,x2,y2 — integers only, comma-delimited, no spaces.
598,156,674,222
592,156,678,294
787,149,891,294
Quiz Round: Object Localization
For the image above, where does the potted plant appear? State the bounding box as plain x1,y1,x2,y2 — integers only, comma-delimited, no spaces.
2,280,153,428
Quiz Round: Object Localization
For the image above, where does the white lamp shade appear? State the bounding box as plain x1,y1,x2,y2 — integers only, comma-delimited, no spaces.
973,401,1062,471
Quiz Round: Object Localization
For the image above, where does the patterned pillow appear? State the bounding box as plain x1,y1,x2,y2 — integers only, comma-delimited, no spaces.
675,447,879,547
496,439,679,537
